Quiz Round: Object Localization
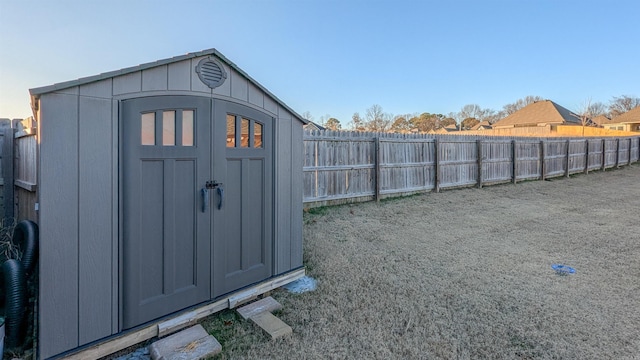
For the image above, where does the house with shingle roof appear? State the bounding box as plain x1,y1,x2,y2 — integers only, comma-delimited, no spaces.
591,114,612,127
470,120,492,130
600,106,640,132
492,100,582,129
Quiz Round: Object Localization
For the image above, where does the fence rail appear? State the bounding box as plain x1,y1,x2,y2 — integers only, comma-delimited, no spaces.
303,130,640,207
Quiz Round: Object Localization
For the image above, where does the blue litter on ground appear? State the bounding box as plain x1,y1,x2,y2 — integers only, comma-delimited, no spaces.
551,264,575,275
283,276,317,293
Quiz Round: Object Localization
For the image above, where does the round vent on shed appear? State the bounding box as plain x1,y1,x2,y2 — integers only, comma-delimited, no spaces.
196,57,227,89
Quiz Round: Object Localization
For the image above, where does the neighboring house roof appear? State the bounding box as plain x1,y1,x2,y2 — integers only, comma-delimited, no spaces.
304,121,325,131
431,124,461,133
471,120,492,130
29,48,307,124
605,106,640,124
591,114,612,126
492,100,581,128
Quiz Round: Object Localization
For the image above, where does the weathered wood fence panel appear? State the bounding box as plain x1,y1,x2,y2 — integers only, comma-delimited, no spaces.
303,131,376,203
568,140,587,175
0,120,38,222
480,141,513,185
603,139,618,168
15,133,38,221
438,140,478,189
631,137,640,162
303,130,640,207
514,141,542,181
379,139,435,195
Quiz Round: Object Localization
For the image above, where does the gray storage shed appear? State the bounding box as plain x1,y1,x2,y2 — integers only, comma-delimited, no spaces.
29,49,306,358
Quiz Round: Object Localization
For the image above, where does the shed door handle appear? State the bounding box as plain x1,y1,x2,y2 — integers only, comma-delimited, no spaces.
201,188,209,213
217,187,224,210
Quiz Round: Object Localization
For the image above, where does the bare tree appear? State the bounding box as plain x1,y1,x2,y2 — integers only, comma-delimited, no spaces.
349,112,366,131
609,95,640,118
576,98,597,127
301,111,314,123
455,104,498,127
364,104,392,132
502,95,544,115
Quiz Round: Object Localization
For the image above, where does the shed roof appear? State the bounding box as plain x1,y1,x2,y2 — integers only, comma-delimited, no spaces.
606,106,640,124
492,100,581,127
29,48,307,123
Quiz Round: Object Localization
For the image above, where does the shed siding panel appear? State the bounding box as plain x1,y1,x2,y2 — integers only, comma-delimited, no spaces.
248,83,264,108
111,100,120,334
190,57,213,93
54,86,79,96
275,111,292,274
231,69,249,102
290,113,304,268
211,61,231,97
79,79,112,98
113,71,142,95
167,60,191,91
264,95,277,115
142,65,169,92
39,93,80,358
78,97,114,345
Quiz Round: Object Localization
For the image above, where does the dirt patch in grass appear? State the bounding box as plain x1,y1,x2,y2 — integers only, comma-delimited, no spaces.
209,165,640,359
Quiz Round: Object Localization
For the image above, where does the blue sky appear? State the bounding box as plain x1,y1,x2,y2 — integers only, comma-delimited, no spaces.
1,0,638,125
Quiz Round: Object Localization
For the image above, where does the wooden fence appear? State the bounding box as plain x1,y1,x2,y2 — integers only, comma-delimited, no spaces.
303,130,640,207
0,119,38,223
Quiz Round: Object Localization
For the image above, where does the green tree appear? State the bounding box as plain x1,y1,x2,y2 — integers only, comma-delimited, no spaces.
390,115,412,133
461,117,480,130
324,117,341,130
410,112,443,132
440,117,457,128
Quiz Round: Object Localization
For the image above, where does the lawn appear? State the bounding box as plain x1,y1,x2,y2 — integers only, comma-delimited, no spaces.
206,165,640,359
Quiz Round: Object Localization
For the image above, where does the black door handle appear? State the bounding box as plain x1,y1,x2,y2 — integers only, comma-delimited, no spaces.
217,187,224,210
201,188,209,213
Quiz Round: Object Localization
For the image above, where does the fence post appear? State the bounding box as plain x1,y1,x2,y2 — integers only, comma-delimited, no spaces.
375,137,380,202
476,140,483,188
512,140,517,184
540,140,546,181
565,139,570,178
584,139,589,174
628,138,632,165
601,138,606,171
434,138,440,193
615,138,620,168
2,127,15,221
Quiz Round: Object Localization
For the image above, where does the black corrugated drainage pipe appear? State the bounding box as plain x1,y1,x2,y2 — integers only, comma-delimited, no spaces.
12,220,39,277
2,259,27,349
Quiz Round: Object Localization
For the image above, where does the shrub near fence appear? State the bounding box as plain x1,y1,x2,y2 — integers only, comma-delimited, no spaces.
303,130,640,207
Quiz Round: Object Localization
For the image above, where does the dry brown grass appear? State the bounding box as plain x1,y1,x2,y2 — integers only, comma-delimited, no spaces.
209,165,640,359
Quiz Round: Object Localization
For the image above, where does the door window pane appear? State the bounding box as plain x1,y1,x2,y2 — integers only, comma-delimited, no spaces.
141,113,155,145
182,110,194,146
241,118,250,147
163,111,176,146
254,122,263,148
227,115,235,147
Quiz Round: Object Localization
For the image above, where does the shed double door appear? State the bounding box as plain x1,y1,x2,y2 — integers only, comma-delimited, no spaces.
122,96,272,329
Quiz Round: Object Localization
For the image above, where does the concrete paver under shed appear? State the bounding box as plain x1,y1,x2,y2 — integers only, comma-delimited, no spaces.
149,325,221,360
